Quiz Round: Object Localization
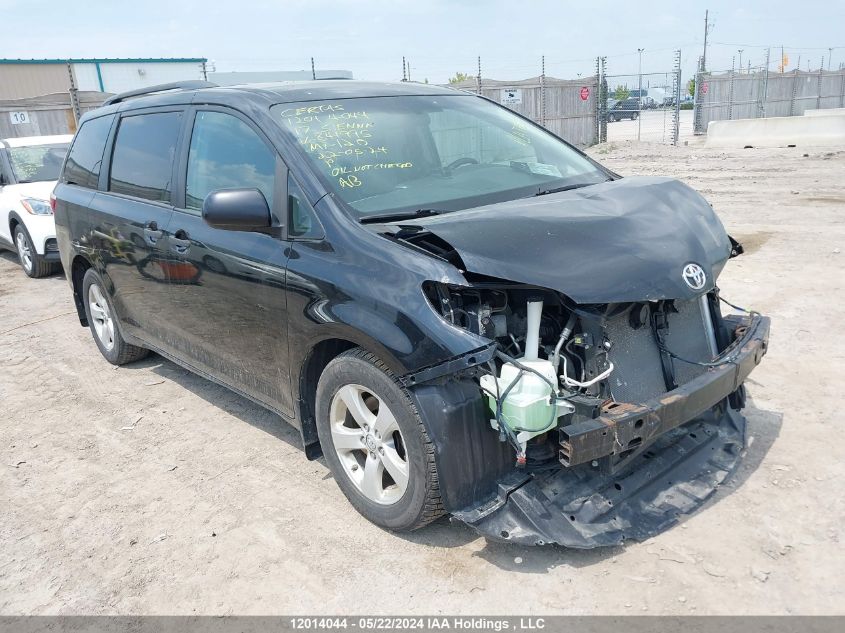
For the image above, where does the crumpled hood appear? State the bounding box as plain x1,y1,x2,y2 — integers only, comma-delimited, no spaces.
396,177,732,304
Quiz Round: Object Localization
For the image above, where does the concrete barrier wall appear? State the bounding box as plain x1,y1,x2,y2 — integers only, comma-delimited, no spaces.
706,113,845,148
804,108,845,117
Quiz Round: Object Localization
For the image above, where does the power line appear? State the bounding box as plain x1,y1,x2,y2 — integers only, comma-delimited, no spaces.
711,41,844,51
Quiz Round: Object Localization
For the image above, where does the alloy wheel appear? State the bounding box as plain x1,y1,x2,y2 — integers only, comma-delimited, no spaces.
88,284,115,351
15,231,32,273
329,384,410,505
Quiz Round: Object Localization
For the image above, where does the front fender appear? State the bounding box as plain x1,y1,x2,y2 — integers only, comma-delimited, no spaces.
9,211,56,255
293,293,490,379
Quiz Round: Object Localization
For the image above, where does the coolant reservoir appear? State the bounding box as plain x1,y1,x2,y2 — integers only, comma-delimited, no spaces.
480,358,560,433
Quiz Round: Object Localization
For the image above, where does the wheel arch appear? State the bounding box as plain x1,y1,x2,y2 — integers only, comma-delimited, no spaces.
70,254,94,326
296,337,359,459
295,324,417,460
8,211,28,245
8,211,21,236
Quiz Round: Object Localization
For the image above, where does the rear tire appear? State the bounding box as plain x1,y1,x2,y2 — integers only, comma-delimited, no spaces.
14,226,54,278
315,348,444,531
631,112,639,120
81,268,149,365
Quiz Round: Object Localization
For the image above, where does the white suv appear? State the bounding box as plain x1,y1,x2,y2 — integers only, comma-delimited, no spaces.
0,134,72,277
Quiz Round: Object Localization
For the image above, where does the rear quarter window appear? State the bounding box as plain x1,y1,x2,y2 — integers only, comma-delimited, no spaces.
63,115,114,189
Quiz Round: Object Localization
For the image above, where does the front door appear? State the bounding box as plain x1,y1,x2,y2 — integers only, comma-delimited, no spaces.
166,108,293,416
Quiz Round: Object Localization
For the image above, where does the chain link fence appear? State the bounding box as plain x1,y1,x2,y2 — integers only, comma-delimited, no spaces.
595,50,684,145
449,73,599,147
693,66,845,134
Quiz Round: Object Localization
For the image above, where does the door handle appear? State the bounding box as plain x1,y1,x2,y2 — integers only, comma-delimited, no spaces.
170,229,191,253
143,220,163,245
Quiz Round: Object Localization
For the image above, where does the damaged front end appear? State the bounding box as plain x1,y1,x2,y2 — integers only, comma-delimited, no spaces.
410,278,769,548
374,177,770,547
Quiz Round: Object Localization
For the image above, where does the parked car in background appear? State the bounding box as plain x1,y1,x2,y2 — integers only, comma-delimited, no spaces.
608,98,639,121
54,81,769,547
0,134,72,277
640,96,657,110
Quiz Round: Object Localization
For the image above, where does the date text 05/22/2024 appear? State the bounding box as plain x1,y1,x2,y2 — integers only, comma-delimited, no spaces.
288,617,548,630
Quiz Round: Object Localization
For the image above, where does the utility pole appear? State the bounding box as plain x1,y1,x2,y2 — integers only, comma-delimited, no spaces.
476,56,481,95
637,48,644,141
540,55,546,128
738,49,744,73
829,48,833,70
762,48,771,117
401,56,407,82
66,61,81,127
701,9,710,72
311,57,316,80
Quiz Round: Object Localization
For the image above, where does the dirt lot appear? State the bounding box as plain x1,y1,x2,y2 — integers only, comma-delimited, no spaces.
1,141,844,615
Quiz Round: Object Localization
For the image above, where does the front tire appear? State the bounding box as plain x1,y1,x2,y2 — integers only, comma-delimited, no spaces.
315,348,444,531
14,226,53,278
82,268,149,365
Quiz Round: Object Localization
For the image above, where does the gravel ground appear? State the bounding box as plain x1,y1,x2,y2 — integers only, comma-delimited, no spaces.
1,141,844,615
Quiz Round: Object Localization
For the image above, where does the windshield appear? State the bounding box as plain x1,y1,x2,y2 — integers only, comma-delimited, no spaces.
9,143,70,183
272,95,608,218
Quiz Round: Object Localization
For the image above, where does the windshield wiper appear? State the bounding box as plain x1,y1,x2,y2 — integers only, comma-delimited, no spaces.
359,209,445,224
534,183,595,197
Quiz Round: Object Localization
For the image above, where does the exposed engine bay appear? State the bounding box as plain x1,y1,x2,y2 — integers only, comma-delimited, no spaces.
424,281,747,469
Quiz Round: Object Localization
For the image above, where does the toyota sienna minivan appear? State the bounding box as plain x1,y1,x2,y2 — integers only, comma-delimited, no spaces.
54,80,769,547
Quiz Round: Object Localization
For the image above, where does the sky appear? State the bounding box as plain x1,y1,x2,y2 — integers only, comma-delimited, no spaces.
3,0,845,83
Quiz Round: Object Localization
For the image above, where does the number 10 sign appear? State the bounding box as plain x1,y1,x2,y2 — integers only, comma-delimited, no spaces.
9,111,31,125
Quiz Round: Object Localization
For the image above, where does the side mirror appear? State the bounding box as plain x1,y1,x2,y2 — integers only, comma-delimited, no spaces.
202,188,272,232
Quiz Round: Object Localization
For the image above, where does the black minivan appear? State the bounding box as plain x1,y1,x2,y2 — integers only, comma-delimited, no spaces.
54,80,769,547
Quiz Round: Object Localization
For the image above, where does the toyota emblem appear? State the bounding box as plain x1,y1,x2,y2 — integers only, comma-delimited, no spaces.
682,263,707,291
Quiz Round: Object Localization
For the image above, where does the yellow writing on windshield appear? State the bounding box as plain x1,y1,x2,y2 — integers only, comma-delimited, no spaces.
280,103,414,190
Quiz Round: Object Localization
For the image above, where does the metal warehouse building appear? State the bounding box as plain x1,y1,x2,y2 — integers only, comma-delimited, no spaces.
0,58,206,138
0,58,207,100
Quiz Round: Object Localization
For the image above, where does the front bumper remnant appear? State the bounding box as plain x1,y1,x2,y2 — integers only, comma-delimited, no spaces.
561,314,769,472
452,314,770,548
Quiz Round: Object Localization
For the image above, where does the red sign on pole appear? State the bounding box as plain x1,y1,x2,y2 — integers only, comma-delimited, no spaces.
701,82,709,94
580,86,590,101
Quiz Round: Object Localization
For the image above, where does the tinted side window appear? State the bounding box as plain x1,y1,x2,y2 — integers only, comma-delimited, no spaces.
63,115,114,189
109,112,182,202
185,111,275,212
288,174,323,239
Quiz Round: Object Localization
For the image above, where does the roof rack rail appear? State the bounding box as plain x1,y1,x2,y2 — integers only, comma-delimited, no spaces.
102,80,217,106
